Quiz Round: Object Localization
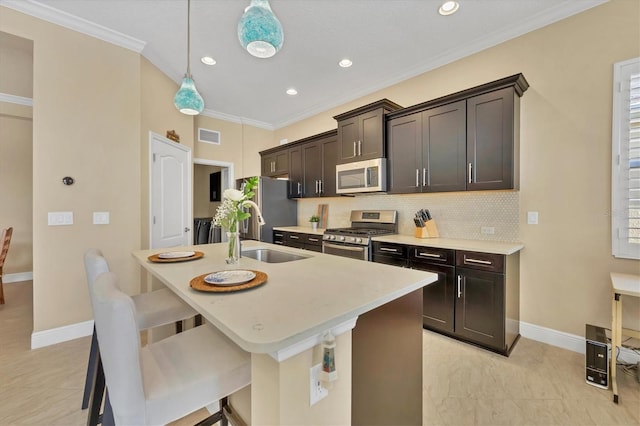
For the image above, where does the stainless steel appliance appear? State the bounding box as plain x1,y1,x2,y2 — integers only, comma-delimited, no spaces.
336,158,387,194
237,177,297,244
323,210,397,261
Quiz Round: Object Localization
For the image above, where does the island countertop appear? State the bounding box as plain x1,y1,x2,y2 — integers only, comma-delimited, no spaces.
132,240,436,359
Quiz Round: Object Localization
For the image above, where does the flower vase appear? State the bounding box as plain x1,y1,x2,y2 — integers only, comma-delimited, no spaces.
226,231,241,264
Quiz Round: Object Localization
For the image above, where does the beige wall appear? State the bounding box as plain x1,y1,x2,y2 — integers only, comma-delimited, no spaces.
1,8,142,331
140,57,194,251
0,102,33,274
0,31,33,97
277,0,640,336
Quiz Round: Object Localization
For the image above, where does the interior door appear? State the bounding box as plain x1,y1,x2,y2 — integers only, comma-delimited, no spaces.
150,132,192,249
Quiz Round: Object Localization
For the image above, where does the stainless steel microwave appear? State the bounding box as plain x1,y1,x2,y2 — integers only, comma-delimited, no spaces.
336,158,387,194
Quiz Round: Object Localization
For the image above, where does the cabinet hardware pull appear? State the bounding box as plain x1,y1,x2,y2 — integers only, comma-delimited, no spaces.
416,169,419,187
358,140,362,156
275,241,283,245
315,180,319,194
273,161,275,173
418,252,441,258
297,182,302,196
457,275,462,298
308,238,319,242
353,141,357,157
379,247,398,253
290,235,299,239
275,233,283,237
319,180,323,194
468,163,473,184
464,258,492,265
423,168,427,187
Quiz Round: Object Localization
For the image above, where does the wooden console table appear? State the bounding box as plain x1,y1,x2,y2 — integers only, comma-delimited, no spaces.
610,272,640,403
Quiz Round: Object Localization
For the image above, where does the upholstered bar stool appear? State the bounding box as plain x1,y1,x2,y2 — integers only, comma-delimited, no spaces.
82,249,199,422
0,227,13,305
89,271,250,425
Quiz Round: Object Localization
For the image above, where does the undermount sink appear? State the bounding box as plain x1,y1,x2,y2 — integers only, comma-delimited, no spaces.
242,248,309,263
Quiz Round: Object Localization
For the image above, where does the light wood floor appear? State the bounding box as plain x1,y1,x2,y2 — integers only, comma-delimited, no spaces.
1,281,638,425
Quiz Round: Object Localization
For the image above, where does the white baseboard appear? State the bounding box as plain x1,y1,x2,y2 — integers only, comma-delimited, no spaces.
31,319,94,349
521,321,640,364
4,271,33,283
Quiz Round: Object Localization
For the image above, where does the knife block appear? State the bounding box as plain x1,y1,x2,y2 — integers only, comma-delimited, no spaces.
414,219,439,238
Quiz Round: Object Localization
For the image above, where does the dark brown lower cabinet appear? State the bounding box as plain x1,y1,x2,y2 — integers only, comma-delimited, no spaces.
455,267,504,350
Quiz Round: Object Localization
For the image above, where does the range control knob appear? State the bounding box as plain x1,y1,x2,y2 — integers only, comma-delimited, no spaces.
338,236,345,242
328,235,335,240
355,238,362,244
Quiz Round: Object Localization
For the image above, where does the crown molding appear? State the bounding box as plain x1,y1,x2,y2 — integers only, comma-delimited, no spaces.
201,108,274,131
0,0,146,53
0,92,33,106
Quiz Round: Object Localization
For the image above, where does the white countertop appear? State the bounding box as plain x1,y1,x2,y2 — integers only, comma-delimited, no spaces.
372,235,524,255
132,241,436,358
273,226,325,236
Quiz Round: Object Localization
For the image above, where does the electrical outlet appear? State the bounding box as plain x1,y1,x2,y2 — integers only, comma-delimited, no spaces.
48,212,73,226
527,211,539,225
481,226,495,235
309,364,328,406
93,212,110,225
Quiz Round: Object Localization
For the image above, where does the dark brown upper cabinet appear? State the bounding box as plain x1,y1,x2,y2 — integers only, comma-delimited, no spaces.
279,130,337,199
388,100,467,193
386,73,528,193
261,150,289,177
334,99,402,164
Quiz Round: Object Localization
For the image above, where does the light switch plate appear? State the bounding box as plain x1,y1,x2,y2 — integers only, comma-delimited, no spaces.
48,212,73,226
527,211,539,225
93,212,110,225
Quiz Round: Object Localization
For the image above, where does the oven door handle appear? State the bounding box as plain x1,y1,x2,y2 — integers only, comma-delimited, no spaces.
323,243,366,252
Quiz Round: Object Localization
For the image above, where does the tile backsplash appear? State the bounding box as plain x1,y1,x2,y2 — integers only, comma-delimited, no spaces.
297,190,519,242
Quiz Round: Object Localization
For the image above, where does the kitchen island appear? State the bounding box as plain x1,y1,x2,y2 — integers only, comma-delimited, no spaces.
133,240,437,425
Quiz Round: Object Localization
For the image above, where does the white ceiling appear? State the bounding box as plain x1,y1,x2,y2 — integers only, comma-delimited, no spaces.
2,0,606,129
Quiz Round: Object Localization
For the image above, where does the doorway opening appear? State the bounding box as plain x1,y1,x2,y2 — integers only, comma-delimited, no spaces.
193,159,234,244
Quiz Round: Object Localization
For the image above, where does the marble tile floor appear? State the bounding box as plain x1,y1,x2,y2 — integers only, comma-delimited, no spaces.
1,281,638,425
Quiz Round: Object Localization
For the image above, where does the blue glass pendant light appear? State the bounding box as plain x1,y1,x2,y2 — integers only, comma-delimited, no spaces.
238,0,284,58
174,0,204,115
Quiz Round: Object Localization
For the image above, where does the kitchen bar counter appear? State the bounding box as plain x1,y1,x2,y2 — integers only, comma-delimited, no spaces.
373,234,524,255
133,240,436,425
133,240,435,357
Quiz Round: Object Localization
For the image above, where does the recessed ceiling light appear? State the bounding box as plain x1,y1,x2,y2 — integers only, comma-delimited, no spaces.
339,58,353,68
286,88,298,96
438,1,459,16
201,56,216,65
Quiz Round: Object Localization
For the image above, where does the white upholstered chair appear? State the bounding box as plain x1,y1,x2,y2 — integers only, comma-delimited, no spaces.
89,271,251,425
82,249,200,423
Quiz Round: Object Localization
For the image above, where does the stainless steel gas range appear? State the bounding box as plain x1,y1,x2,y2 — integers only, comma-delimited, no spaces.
322,210,398,261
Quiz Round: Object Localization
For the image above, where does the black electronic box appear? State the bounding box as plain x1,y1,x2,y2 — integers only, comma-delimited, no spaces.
585,323,609,389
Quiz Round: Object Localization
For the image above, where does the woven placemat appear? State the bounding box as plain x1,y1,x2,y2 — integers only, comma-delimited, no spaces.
148,251,204,263
190,270,267,293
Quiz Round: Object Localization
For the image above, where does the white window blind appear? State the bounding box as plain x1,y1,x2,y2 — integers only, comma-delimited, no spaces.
612,57,640,260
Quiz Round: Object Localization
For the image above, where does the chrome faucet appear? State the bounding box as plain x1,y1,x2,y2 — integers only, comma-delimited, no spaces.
239,200,266,256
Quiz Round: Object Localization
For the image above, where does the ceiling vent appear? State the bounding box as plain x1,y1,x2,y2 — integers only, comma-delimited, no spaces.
198,128,221,145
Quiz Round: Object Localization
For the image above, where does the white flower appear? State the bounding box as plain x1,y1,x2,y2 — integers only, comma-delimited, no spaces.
223,188,245,202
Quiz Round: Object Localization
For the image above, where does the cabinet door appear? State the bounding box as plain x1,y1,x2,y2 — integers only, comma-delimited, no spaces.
423,101,467,192
303,141,322,197
337,117,359,163
321,135,338,197
359,109,385,160
288,147,303,198
455,267,505,350
412,261,455,333
467,87,515,190
387,112,422,194
285,232,305,249
273,150,289,175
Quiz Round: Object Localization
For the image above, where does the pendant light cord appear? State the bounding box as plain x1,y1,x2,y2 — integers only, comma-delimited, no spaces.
186,0,191,77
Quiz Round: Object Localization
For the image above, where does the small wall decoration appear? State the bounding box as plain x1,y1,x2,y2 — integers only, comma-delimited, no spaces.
166,130,180,143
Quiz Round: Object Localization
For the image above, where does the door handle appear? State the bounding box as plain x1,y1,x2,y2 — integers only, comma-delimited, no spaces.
423,168,427,187
184,227,191,232
468,163,473,184
358,140,362,156
457,275,462,298
379,247,399,253
353,141,357,157
297,182,302,196
464,258,492,265
319,180,323,194
416,169,419,187
418,252,441,258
